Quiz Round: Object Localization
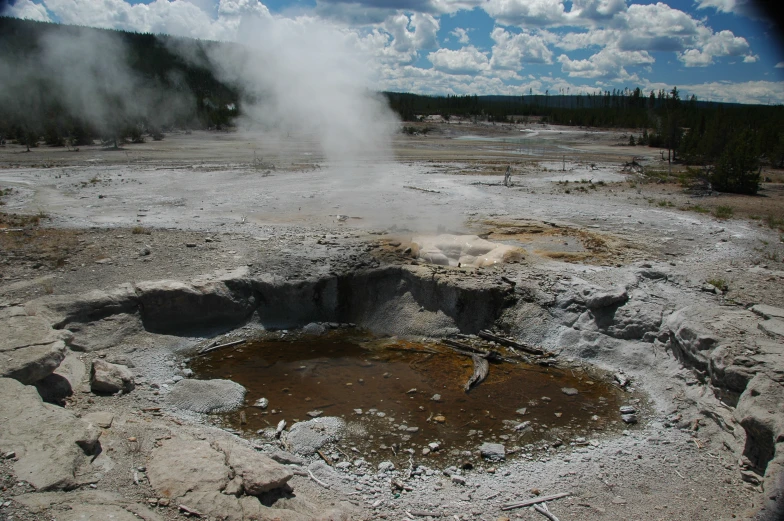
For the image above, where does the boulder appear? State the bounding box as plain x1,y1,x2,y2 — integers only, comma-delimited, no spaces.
0,314,70,384
284,417,345,455
147,437,308,521
585,287,628,309
302,322,326,336
90,359,135,394
213,438,293,495
147,438,230,499
1,340,67,385
735,374,784,475
35,351,86,404
0,378,100,490
759,319,784,340
166,378,246,413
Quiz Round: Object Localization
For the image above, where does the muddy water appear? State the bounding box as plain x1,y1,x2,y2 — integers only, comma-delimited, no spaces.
192,332,630,466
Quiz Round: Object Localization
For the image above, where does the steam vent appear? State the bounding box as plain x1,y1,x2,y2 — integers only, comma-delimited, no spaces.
1,17,783,519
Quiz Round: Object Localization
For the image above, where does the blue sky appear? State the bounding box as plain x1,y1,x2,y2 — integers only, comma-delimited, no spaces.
5,0,784,103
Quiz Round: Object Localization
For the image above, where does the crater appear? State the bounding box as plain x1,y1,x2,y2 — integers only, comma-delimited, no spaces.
191,330,633,466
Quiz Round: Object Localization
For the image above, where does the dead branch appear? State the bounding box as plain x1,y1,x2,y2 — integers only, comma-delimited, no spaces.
478,330,547,356
197,339,245,355
308,469,330,489
178,504,204,517
533,502,561,521
404,185,441,194
317,449,333,466
501,492,571,511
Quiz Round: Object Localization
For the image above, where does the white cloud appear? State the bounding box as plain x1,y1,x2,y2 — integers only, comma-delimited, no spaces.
558,48,653,80
5,0,51,21
450,27,470,44
383,12,439,54
489,27,553,70
428,46,489,75
482,0,567,27
679,29,752,66
694,0,760,19
645,80,784,105
41,0,262,40
776,62,784,68
566,0,626,22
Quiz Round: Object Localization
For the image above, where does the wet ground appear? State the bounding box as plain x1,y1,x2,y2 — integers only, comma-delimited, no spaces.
192,331,632,465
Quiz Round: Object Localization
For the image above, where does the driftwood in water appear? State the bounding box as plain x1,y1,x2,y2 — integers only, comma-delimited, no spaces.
442,339,503,363
464,354,489,392
478,330,546,356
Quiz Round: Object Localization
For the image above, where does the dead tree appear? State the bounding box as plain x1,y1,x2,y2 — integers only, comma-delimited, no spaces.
503,164,513,187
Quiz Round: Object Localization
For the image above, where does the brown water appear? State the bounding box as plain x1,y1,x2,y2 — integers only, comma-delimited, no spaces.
191,332,630,466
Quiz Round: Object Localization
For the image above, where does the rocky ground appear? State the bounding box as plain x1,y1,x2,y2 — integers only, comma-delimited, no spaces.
0,122,783,521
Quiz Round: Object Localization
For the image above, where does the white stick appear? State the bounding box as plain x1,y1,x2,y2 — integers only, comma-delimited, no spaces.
307,469,330,489
533,503,561,521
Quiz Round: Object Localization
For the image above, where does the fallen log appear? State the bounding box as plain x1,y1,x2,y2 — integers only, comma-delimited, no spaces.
478,330,546,356
464,354,489,392
501,492,571,511
197,339,245,355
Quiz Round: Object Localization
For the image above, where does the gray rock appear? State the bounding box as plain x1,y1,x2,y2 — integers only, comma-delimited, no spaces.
619,405,636,414
213,438,293,495
378,461,395,472
35,351,86,405
759,319,784,339
302,322,326,336
69,314,143,352
621,414,638,424
1,340,68,385
284,417,345,455
451,475,466,485
166,379,246,414
0,314,70,385
90,359,135,394
147,438,230,500
134,268,254,333
735,374,784,475
751,304,784,321
25,284,138,329
0,378,100,490
479,442,506,461
83,411,114,429
253,397,269,409
585,287,628,309
266,449,305,466
561,387,578,396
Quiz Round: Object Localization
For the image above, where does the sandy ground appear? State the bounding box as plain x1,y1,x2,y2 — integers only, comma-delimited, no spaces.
1,121,783,521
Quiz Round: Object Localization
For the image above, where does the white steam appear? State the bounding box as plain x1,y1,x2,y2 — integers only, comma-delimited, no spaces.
206,14,399,166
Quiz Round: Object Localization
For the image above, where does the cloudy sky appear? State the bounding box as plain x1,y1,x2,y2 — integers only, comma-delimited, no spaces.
4,0,784,104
